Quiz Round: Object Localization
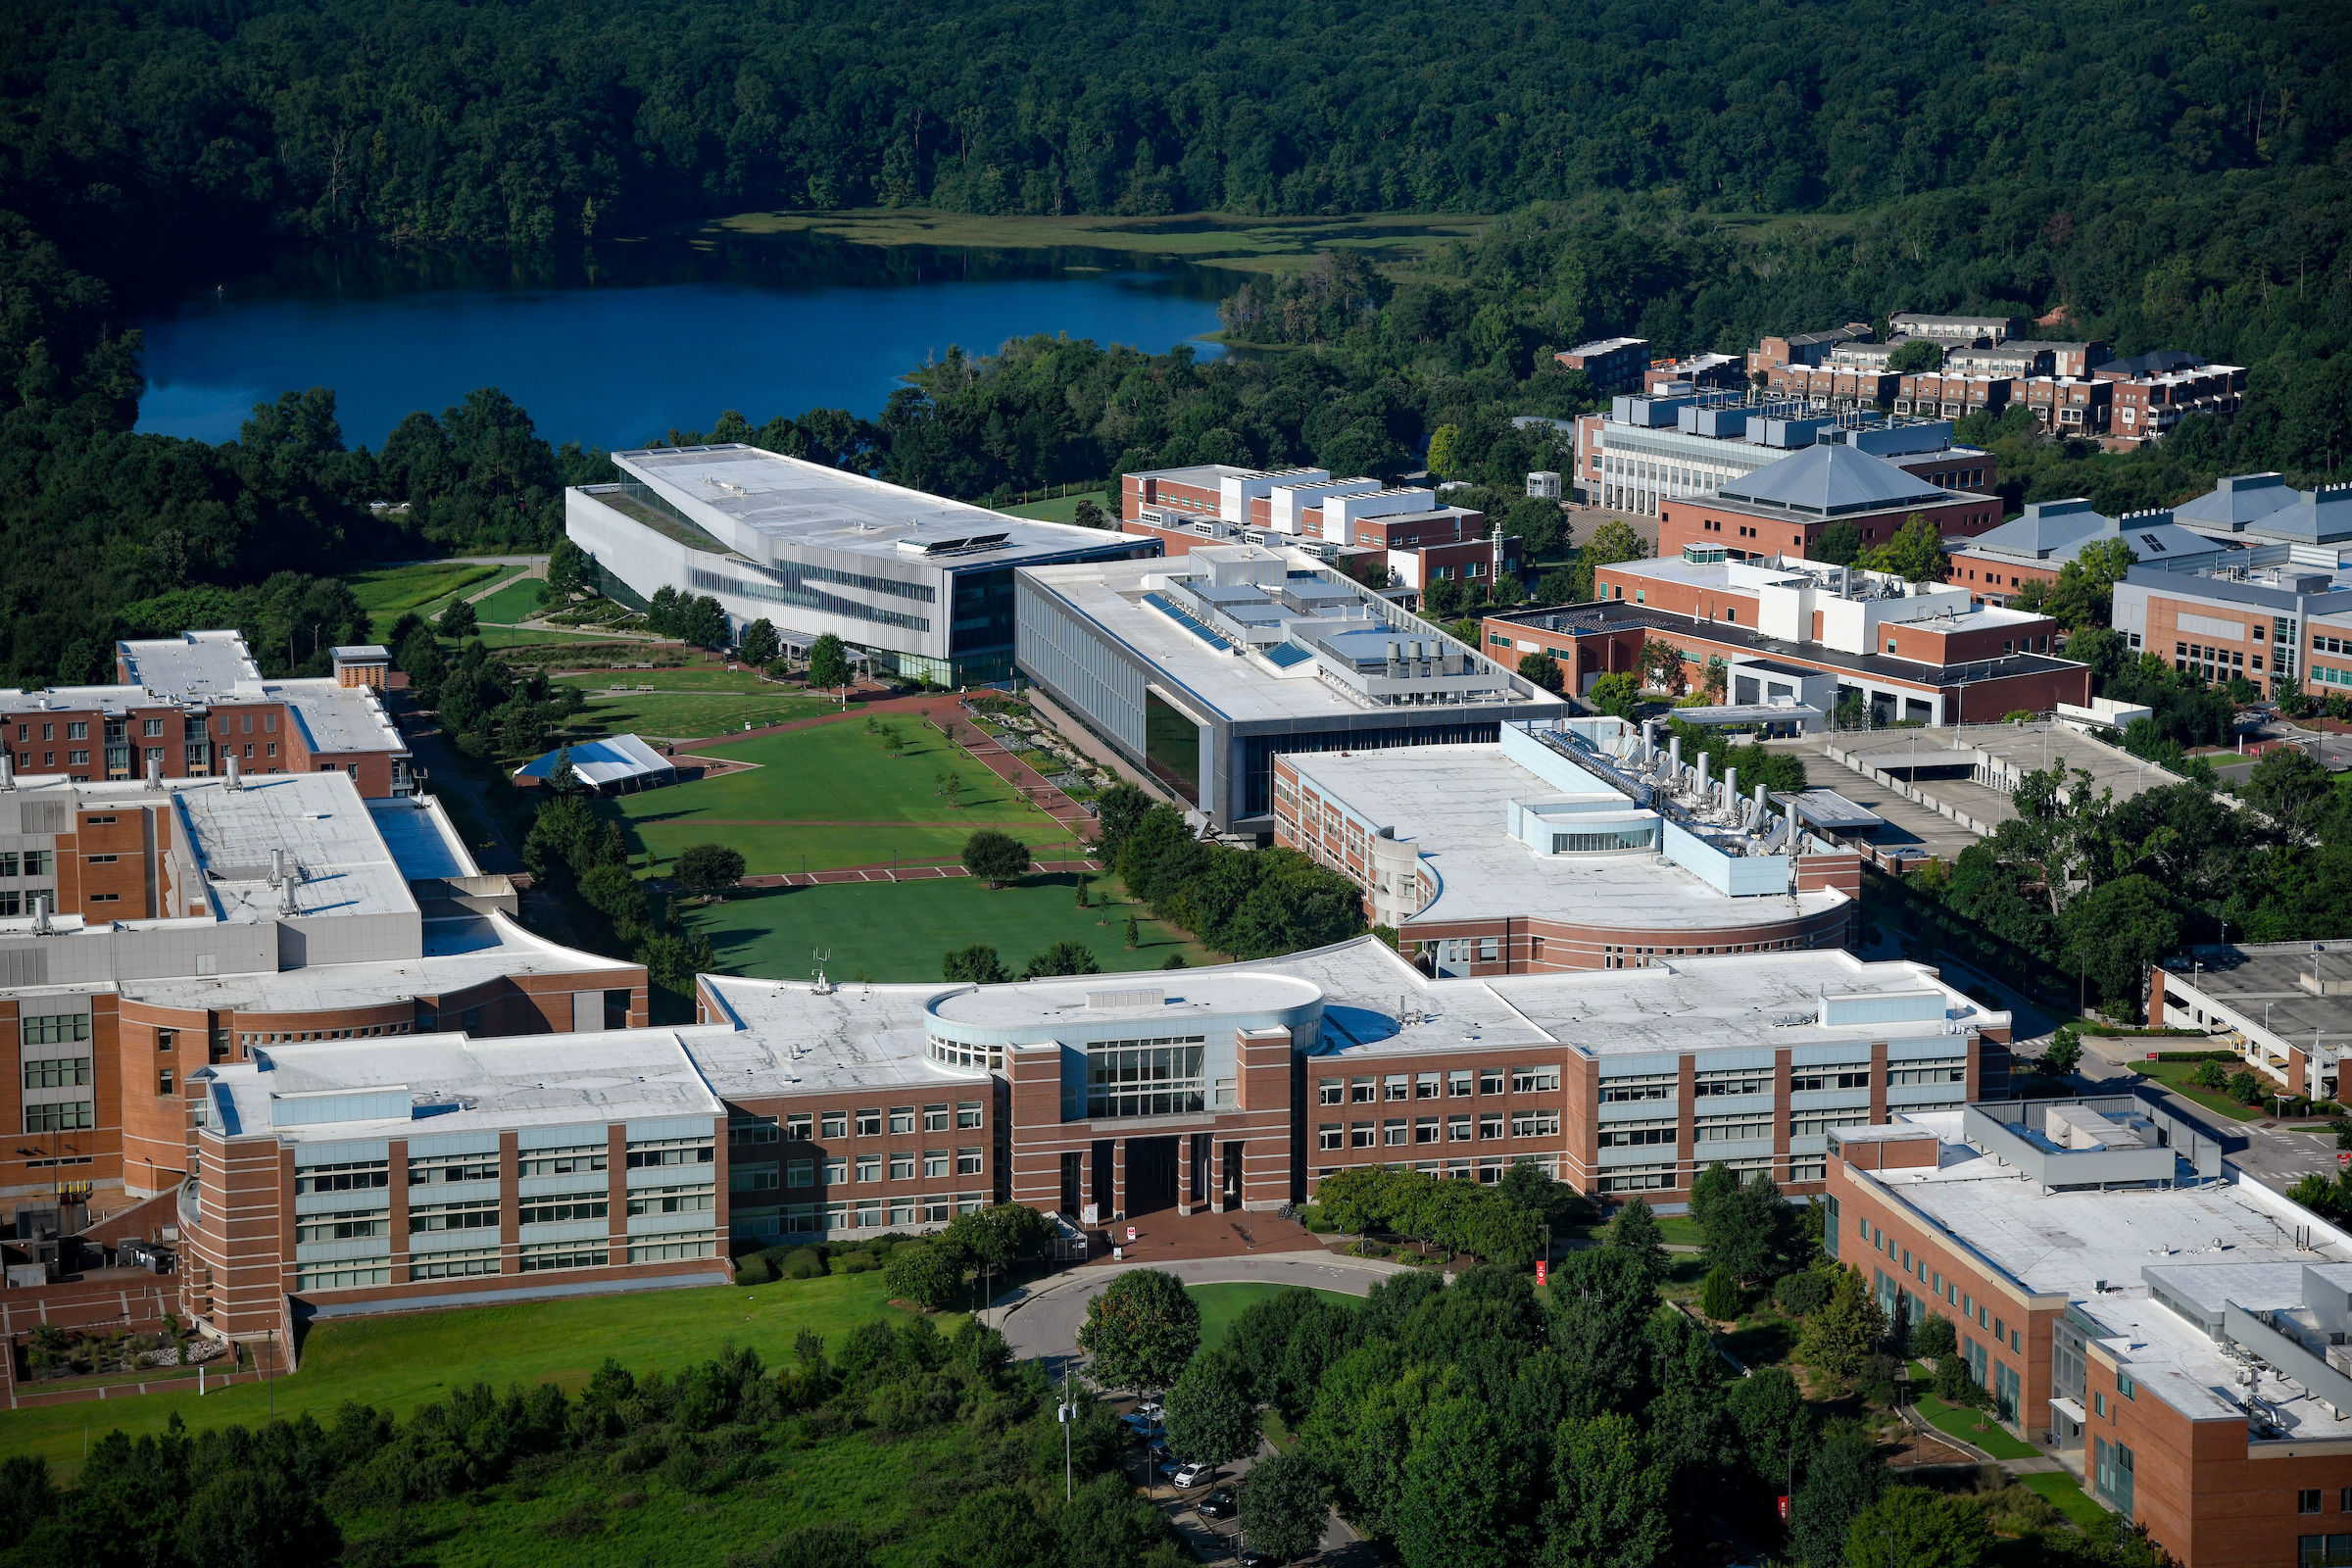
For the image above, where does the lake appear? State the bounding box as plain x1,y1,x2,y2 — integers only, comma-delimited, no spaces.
134,230,1236,451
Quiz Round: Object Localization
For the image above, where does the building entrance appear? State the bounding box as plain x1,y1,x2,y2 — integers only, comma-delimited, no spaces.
1124,1136,1181,1216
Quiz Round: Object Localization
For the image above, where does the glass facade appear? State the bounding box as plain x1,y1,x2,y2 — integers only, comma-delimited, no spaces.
1085,1037,1208,1119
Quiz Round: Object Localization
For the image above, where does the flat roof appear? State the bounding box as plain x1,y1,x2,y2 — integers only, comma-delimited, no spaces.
612,445,1118,570
1862,1116,2352,1434
173,772,417,923
696,974,996,1094
205,1028,724,1143
2161,944,2352,1063
1020,555,1561,726
1805,721,2188,805
1773,789,1886,831
366,795,481,881
1286,743,1847,931
116,630,260,697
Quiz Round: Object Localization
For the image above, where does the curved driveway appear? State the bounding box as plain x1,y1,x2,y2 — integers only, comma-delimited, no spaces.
991,1249,1410,1378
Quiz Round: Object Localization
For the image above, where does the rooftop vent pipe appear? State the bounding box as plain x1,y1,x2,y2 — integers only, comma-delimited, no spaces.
225,755,242,791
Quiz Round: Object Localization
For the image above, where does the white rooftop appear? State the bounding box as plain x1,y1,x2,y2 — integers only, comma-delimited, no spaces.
1287,743,1846,932
1861,1114,2352,1434
174,772,416,923
117,630,261,697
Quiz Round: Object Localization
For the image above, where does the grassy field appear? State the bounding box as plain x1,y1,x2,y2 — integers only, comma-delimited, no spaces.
999,490,1112,525
2132,1059,2270,1121
556,669,796,694
2019,1471,2110,1529
575,690,840,740
0,1270,943,1481
1188,1283,1354,1353
706,208,1492,279
1906,1366,2039,1460
475,576,551,624
346,560,512,640
680,872,1213,983
608,718,1073,873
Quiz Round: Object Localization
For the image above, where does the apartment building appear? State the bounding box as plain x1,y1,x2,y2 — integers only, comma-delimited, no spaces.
1946,501,2229,608
1764,364,1900,410
1653,442,2002,563
2017,375,2115,437
1489,553,2088,723
1887,312,2025,345
1748,323,1874,375
1940,340,2112,379
2106,364,2249,447
0,767,646,1211
1553,337,1649,394
1644,353,1746,392
0,632,414,798
1824,1099,2352,1568
1892,371,2016,421
1272,718,1860,972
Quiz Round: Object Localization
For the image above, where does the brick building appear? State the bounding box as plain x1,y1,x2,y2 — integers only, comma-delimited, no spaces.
1553,337,1649,394
1486,553,2089,724
2113,560,2352,701
1823,1099,2352,1568
1748,323,1874,375
1,768,646,1214
2017,375,2115,437
1271,718,1861,972
1653,443,2003,563
1945,501,2230,608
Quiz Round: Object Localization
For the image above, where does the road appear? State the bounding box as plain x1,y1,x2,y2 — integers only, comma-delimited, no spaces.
2069,1033,2339,1197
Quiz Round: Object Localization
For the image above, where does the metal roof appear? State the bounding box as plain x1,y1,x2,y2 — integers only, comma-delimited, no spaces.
2173,472,2298,529
514,734,676,790
1716,445,1953,517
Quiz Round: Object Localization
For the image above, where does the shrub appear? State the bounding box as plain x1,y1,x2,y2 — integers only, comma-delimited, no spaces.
1773,1269,1832,1317
2227,1070,2264,1104
734,1254,775,1286
1911,1312,1958,1360
778,1248,826,1280
2193,1060,2230,1091
1700,1264,1741,1320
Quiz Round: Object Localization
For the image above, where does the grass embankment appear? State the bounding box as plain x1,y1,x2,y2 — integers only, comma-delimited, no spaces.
346,560,517,640
2131,1058,2274,1121
678,872,1212,983
998,490,1113,525
606,719,1075,873
575,689,840,739
0,1271,941,1482
705,209,1492,279
473,576,552,624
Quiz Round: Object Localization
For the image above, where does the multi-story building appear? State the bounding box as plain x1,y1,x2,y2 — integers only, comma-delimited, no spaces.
1887,312,2025,345
2150,944,2352,1104
1014,544,1563,834
1644,353,1746,392
1117,463,1492,570
1582,393,1995,524
1487,553,2088,723
1272,717,1861,971
1749,323,1874,375
1653,442,2003,563
2106,365,2249,447
2112,560,2352,700
567,444,1154,685
1823,1098,2352,1568
172,933,2010,1346
2017,375,2115,437
1892,371,2016,420
1941,340,2112,379
2172,475,2352,553
1764,364,1900,410
1,767,646,1212
1945,501,2230,608
0,633,414,797
1553,337,1649,394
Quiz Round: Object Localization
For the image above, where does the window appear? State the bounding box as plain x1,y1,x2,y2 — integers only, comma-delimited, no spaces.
821,1112,848,1139
21,1013,90,1046
1447,1071,1474,1098
730,1165,779,1193
410,1152,500,1185
786,1159,814,1188
1415,1072,1440,1099
518,1194,609,1223
821,1157,847,1184
731,1117,780,1145
411,1250,501,1280
1085,1037,1208,1118
856,1155,881,1182
2303,1492,2325,1516
1478,1113,1505,1140
1693,1067,1770,1097
295,1159,390,1195
1349,1123,1375,1149
519,1144,608,1177
1479,1069,1505,1096
923,1151,950,1179
2300,1539,2352,1568
956,1148,982,1175
625,1136,714,1169
1886,1059,1967,1087
1601,1072,1675,1102
1319,1124,1343,1151
627,1185,714,1216
410,1198,500,1233
1511,1068,1559,1094
1383,1119,1408,1146
1384,1074,1409,1102
1413,1117,1440,1144
1694,1113,1775,1143
1789,1069,1871,1092
1511,1111,1561,1138
857,1108,882,1137
924,1103,952,1132
1319,1079,1345,1105
23,1057,92,1089
295,1209,391,1244
1598,1124,1676,1148
519,1242,608,1272
158,1069,174,1094
1349,1077,1376,1103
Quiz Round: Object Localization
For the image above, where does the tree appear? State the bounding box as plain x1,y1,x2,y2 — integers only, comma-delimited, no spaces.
437,597,477,637
546,537,590,602
1076,1269,1200,1395
176,1468,342,1568
1072,497,1109,529
1814,520,1865,565
1424,577,1463,617
1537,566,1579,605
808,632,852,689
1886,339,1944,373
2059,873,2179,1019
1518,651,1564,693
1700,1265,1740,1320
1602,1196,1669,1287
882,1237,965,1311
943,944,1011,984
1910,1312,1957,1360
2246,746,2336,842
1239,1448,1329,1562
962,828,1033,888
682,594,727,649
1726,1364,1808,1486
1637,637,1685,693
1544,1249,1659,1420
1124,915,1140,949
546,744,578,796
1394,1396,1519,1568
1788,1429,1885,1568
1163,1349,1259,1475
1589,671,1642,718
1092,782,1154,861
739,617,781,668
1862,513,1949,583
1025,940,1102,977
1843,1486,1988,1568
2041,1025,2083,1077
674,843,746,898
1798,1266,1888,1379
1538,1412,1671,1568
1701,1172,1792,1286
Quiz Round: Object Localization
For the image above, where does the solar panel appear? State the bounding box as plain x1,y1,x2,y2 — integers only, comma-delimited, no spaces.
1262,643,1314,668
1142,592,1233,651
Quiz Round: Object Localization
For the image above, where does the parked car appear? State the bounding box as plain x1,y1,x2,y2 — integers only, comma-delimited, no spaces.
1157,1453,1187,1479
1173,1462,1212,1489
1146,1443,1173,1471
1121,1410,1163,1435
1134,1399,1164,1420
1198,1489,1237,1520
1235,1545,1268,1567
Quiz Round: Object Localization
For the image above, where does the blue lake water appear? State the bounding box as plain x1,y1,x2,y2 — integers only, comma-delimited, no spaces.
134,234,1234,451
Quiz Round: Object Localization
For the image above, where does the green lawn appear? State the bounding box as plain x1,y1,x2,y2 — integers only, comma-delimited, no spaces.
557,668,796,694
609,719,1074,874
475,576,551,623
345,560,510,640
1908,1377,2040,1460
999,490,1112,525
573,690,841,740
1187,1283,1355,1354
2020,1471,2110,1529
2132,1059,2269,1122
466,626,631,647
0,1270,942,1482
680,873,1214,983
